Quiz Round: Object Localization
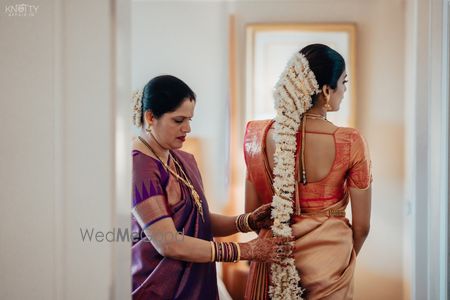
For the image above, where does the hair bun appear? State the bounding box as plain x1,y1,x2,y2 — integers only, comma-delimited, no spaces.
132,89,143,128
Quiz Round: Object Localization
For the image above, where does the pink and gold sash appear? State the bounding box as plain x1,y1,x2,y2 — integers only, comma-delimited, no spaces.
243,120,274,205
243,120,273,300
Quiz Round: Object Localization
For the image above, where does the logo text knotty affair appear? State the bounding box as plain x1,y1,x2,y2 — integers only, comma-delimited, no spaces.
5,4,39,17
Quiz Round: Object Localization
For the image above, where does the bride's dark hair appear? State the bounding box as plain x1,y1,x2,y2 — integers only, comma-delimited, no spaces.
300,44,346,103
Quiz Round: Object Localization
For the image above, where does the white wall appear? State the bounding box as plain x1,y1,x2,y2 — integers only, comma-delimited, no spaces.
114,0,133,298
63,0,115,298
1,0,117,299
131,0,230,211
1,0,55,298
404,0,449,299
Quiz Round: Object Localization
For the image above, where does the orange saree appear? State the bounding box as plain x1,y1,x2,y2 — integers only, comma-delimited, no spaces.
243,120,372,300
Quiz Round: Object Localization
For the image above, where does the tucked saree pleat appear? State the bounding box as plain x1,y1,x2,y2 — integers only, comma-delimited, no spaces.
291,197,355,300
244,229,272,300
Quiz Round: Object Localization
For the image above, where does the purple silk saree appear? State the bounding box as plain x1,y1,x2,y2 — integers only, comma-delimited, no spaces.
131,149,218,300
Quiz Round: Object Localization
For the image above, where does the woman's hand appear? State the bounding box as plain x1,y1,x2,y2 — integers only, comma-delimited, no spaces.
248,203,273,231
239,236,293,264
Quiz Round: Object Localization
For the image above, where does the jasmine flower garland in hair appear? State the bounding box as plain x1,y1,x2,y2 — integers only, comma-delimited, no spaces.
269,52,319,300
132,89,143,128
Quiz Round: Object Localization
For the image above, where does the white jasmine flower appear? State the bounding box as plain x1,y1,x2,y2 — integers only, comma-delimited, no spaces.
269,52,319,300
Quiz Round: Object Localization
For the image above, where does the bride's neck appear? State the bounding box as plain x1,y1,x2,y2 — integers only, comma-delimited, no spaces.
306,106,327,118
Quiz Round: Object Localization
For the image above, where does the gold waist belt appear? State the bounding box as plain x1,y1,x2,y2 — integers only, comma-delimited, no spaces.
300,208,346,217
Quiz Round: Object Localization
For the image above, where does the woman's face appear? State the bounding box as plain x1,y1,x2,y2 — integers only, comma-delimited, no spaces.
329,70,348,111
151,98,195,150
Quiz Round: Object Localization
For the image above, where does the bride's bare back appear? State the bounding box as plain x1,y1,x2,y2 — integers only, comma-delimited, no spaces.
266,118,338,182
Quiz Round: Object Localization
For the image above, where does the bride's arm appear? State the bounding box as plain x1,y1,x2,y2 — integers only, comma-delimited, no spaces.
245,178,261,213
350,186,372,255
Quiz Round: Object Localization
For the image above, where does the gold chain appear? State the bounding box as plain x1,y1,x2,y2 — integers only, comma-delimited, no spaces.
138,136,205,222
303,113,327,120
300,113,329,185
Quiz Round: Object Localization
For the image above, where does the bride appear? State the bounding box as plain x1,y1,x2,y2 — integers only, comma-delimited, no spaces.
244,44,372,300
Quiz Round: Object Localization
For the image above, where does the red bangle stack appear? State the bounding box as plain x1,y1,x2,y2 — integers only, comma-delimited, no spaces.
235,213,253,233
210,241,240,263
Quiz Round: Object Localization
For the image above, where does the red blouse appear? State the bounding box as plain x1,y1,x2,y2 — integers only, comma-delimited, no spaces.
244,120,372,210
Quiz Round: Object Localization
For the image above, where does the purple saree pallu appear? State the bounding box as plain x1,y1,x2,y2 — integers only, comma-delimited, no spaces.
131,149,218,300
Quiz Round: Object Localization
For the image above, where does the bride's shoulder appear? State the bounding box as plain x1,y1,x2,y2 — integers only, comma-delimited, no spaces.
335,127,368,145
335,126,360,134
245,119,274,131
245,119,274,141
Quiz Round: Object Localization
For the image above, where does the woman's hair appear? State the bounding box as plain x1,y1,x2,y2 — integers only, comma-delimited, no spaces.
300,44,345,103
142,75,196,120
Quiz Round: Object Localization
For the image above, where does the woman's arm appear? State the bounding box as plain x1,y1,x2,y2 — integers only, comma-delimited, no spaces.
142,216,213,262
210,201,273,237
132,195,212,262
209,213,238,237
133,199,290,263
349,186,372,255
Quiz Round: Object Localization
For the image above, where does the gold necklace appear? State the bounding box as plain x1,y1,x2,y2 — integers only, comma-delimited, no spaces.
304,113,327,120
138,136,205,222
170,156,205,222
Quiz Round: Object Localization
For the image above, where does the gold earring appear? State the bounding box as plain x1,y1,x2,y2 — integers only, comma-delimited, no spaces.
145,124,152,133
324,102,332,110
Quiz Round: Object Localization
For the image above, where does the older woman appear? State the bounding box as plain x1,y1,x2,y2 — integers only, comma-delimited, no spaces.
244,44,372,299
131,75,292,299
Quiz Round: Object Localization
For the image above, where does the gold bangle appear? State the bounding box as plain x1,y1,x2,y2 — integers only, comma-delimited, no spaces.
210,241,215,262
233,242,240,262
235,215,241,232
217,242,222,261
236,213,253,233
244,213,252,232
225,242,231,262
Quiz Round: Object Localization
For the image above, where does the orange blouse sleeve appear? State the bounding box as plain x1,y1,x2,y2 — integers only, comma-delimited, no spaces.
347,130,372,189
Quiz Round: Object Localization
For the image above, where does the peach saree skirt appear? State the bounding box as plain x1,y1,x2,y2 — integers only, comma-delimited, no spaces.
245,215,355,300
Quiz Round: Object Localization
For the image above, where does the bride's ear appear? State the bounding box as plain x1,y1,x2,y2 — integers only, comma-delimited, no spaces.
321,85,332,102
